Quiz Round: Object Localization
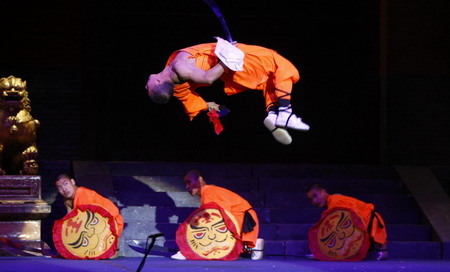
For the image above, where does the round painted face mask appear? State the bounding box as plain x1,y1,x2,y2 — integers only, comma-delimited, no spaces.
308,207,370,261
176,202,243,260
53,205,119,259
187,208,235,258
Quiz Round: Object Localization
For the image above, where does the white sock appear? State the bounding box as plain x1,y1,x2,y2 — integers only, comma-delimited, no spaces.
278,106,292,113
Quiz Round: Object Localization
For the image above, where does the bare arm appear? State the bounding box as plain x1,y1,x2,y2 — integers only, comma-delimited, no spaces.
64,198,73,213
170,52,227,85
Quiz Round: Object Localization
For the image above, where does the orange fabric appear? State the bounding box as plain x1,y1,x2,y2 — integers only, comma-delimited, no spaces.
327,194,387,245
200,185,259,248
74,187,124,237
166,43,300,119
166,43,216,120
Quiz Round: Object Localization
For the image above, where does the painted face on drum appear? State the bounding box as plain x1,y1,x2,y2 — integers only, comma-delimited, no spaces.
317,210,365,259
187,209,235,259
63,209,115,258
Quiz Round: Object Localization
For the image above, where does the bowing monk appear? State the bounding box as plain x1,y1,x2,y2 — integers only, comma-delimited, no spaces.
306,183,388,261
171,169,263,260
55,174,124,245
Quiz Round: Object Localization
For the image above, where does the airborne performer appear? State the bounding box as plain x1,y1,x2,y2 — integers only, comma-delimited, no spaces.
145,37,310,145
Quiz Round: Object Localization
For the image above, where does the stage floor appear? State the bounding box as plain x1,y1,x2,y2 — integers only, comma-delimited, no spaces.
1,257,449,272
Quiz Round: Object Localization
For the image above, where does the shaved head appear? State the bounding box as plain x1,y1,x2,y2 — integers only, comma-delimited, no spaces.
306,183,325,194
306,183,329,208
146,74,174,104
183,169,205,196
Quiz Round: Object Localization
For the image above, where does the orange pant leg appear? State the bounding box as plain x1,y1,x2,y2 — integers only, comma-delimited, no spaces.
274,80,293,102
263,78,293,111
371,212,388,245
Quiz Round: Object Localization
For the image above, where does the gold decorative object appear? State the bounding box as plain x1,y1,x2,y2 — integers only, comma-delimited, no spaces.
0,76,40,175
0,175,51,256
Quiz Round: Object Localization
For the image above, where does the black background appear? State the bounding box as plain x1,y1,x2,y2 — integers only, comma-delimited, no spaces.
2,0,449,165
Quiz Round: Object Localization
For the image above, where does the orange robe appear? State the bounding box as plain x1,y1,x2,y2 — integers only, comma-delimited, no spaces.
326,194,387,245
73,187,124,237
200,185,259,248
166,43,300,120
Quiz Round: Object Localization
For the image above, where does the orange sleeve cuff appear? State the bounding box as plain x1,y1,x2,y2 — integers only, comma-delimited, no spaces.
174,83,208,120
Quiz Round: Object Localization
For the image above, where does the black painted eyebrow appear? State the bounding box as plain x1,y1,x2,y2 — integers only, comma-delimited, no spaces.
189,219,224,230
83,210,94,229
212,220,225,227
190,224,208,230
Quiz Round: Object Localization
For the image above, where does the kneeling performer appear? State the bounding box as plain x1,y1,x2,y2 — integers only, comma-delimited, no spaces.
172,169,263,260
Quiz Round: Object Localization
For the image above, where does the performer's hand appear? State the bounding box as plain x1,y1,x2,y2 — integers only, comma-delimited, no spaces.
207,102,220,112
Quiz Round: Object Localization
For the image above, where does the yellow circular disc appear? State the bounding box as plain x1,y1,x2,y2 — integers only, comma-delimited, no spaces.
186,208,237,259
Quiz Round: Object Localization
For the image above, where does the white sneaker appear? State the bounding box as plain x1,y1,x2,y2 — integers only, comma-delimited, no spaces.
171,251,186,260
251,238,264,260
275,110,310,131
263,112,292,145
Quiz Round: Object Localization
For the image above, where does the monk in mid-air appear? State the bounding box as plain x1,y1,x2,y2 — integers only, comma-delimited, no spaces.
146,38,310,145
